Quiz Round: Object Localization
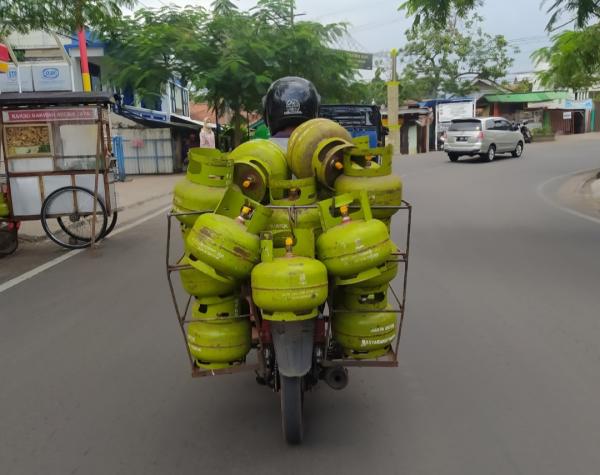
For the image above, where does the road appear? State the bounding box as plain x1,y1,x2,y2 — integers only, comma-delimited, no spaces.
1,136,599,474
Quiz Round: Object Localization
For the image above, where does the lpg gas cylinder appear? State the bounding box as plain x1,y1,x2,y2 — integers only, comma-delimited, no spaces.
172,148,233,227
334,144,402,220
333,305,397,359
337,285,388,311
0,193,9,217
178,254,237,298
191,294,240,320
316,192,393,286
356,259,399,289
229,139,290,202
186,187,272,280
312,137,355,190
287,118,352,178
186,295,251,369
267,177,321,248
251,235,328,321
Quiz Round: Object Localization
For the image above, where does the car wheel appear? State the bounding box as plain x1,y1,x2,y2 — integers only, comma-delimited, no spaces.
512,142,523,158
448,153,459,162
482,145,496,162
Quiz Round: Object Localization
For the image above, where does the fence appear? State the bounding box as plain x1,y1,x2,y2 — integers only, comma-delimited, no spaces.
111,128,174,175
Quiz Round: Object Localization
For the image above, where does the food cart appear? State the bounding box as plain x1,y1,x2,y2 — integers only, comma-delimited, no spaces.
0,92,118,255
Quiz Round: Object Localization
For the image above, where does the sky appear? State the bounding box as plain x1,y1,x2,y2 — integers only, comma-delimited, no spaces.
137,0,559,79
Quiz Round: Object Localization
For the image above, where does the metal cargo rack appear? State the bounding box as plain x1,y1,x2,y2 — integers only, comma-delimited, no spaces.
166,200,412,378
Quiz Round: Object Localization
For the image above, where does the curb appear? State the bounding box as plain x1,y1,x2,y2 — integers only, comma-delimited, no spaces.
18,191,173,243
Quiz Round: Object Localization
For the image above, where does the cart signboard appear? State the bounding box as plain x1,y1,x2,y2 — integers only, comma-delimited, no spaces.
2,107,98,123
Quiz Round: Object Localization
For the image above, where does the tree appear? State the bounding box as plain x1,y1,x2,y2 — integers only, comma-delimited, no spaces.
532,24,600,89
101,1,355,147
0,0,135,36
101,6,208,106
397,12,517,99
399,0,600,30
345,67,388,106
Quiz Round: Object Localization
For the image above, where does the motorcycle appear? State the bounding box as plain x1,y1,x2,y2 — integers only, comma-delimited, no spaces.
519,120,532,144
166,143,412,445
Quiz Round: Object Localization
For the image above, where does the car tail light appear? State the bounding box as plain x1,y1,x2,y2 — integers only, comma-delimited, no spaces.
477,131,484,140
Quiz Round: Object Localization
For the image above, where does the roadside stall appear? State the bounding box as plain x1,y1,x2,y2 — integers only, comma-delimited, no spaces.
0,91,118,255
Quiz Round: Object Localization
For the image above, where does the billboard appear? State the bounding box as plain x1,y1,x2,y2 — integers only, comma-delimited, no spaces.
437,101,475,123
337,50,374,70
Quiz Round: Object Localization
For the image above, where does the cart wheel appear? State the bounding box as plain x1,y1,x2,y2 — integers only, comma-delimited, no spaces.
0,222,19,257
103,211,119,237
41,186,108,250
58,210,118,239
280,376,304,444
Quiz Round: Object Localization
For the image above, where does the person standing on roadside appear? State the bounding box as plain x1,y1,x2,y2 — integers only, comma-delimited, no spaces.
200,116,216,148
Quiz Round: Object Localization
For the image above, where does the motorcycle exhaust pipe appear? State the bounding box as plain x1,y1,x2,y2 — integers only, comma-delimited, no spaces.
323,366,349,390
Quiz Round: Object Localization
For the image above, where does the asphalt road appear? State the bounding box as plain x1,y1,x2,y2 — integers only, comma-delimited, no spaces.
1,136,600,475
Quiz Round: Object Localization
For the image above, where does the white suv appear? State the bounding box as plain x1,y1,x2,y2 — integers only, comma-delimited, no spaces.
445,117,524,162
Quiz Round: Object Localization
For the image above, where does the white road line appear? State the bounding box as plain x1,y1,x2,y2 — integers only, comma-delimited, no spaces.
536,169,600,226
0,206,171,295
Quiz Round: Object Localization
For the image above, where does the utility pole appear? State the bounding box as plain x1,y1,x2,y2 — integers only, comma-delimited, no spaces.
387,49,400,153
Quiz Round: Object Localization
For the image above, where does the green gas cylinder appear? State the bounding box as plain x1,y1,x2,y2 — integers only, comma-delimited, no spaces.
251,235,328,321
172,148,233,227
287,118,353,178
179,254,237,298
334,145,402,220
333,305,397,359
355,259,399,289
337,285,388,311
267,177,321,249
316,192,393,286
0,192,9,217
312,137,355,190
229,139,290,202
186,295,250,369
186,187,272,281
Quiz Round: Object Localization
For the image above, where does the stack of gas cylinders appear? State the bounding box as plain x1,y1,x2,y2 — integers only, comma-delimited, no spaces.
172,119,403,369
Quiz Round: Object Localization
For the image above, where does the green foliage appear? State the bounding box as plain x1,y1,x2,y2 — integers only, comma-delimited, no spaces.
397,12,517,99
531,126,554,135
0,0,135,36
399,0,600,30
399,0,480,27
532,24,600,89
102,6,208,105
501,79,534,93
102,0,355,146
344,65,388,105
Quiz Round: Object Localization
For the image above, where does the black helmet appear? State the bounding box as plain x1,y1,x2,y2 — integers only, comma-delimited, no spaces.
263,76,320,135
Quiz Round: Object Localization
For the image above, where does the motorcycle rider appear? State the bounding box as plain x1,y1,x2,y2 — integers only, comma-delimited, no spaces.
263,76,321,151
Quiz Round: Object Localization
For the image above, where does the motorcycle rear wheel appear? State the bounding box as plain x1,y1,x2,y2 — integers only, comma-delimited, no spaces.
280,376,304,444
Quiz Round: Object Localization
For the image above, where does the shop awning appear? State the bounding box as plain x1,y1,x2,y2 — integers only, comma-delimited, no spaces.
482,91,571,103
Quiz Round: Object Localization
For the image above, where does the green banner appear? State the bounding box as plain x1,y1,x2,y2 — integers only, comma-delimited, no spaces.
337,50,373,70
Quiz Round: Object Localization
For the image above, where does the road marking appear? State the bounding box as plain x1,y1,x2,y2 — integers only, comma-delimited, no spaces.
537,169,600,226
0,206,171,295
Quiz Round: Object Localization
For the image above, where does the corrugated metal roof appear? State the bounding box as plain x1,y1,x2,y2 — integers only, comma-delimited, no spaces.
482,91,571,103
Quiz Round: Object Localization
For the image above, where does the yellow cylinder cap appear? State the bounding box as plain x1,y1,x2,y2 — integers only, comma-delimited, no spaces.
365,155,373,161
241,206,251,215
285,237,294,247
334,161,343,170
242,179,251,188
340,205,349,214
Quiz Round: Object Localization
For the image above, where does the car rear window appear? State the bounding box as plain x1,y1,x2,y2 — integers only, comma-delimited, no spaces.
449,121,481,131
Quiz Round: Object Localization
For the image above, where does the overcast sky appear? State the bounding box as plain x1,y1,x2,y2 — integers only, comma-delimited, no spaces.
138,0,557,77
